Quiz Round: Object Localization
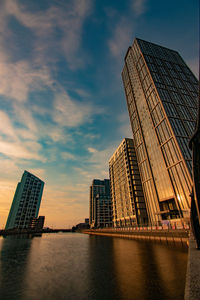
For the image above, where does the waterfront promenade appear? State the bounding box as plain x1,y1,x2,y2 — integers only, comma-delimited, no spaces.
84,224,189,246
84,226,200,299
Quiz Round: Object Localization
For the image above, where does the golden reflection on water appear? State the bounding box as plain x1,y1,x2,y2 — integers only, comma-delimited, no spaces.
0,234,188,300
112,238,187,300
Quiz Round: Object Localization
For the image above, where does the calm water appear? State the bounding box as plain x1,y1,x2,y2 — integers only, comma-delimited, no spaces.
0,233,187,300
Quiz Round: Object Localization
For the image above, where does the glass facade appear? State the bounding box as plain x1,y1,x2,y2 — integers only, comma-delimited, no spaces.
96,195,112,228
89,179,111,228
5,170,44,230
109,138,148,227
122,38,198,224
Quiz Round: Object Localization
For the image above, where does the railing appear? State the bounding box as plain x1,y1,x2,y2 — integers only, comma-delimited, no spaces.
92,222,190,232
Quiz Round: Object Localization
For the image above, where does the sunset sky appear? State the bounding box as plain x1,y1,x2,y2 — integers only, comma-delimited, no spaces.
0,0,198,228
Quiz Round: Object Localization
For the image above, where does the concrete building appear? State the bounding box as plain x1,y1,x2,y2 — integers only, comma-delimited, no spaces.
109,138,148,227
122,38,198,225
5,171,45,230
89,179,111,228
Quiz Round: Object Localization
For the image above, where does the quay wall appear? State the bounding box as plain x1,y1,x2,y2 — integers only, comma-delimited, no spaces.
84,227,189,246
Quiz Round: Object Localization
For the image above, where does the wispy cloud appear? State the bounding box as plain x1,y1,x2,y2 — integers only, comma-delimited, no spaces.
61,152,76,161
0,139,45,161
28,168,45,180
1,0,92,69
88,147,98,153
0,56,52,102
108,17,134,59
118,112,133,138
53,92,93,127
108,1,148,59
131,0,147,16
0,110,45,162
0,110,16,139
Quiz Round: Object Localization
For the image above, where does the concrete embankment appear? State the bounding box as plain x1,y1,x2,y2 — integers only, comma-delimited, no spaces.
85,228,200,298
185,233,200,300
84,228,189,246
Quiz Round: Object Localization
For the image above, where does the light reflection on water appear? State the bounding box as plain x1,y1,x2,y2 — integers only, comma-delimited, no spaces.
0,233,187,300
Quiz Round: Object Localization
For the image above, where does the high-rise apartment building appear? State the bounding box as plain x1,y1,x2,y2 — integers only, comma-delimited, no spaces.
89,179,111,228
122,38,198,225
109,138,148,227
5,171,45,229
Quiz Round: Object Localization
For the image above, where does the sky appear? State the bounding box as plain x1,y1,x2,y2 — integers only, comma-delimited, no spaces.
0,0,198,228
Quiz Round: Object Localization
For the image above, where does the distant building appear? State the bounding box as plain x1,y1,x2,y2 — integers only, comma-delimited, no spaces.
5,171,45,230
122,38,198,224
109,138,148,227
72,218,90,231
29,216,45,230
96,194,112,228
84,218,89,224
89,179,112,228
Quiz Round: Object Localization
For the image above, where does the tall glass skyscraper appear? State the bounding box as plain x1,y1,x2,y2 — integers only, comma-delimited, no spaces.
109,138,148,227
122,38,198,225
5,170,45,229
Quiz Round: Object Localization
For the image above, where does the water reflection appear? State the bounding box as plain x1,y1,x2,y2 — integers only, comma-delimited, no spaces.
0,235,33,300
0,233,187,300
23,233,90,300
87,235,120,300
112,238,187,300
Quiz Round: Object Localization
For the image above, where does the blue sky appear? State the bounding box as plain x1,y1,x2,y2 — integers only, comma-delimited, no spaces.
0,0,198,228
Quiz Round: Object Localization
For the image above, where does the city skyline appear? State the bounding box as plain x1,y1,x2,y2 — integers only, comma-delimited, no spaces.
0,0,198,228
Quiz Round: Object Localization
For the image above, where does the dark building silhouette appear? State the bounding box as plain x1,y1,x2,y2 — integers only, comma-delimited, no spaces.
89,179,112,228
29,216,45,230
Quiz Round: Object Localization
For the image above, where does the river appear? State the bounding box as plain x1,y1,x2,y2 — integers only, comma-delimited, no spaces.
0,233,187,300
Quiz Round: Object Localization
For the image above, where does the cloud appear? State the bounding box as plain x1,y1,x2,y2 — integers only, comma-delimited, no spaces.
0,53,51,102
108,1,147,59
28,168,45,180
131,0,147,16
118,112,133,138
0,139,45,162
0,109,46,165
1,0,92,69
53,92,93,127
108,17,134,58
0,50,52,102
0,158,20,178
88,147,98,153
74,89,91,98
12,103,38,132
0,110,16,139
61,152,76,161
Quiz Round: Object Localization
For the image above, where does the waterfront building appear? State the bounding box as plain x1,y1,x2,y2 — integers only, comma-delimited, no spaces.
5,171,45,230
95,194,112,228
109,138,148,227
122,38,198,225
89,179,111,228
29,216,45,230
